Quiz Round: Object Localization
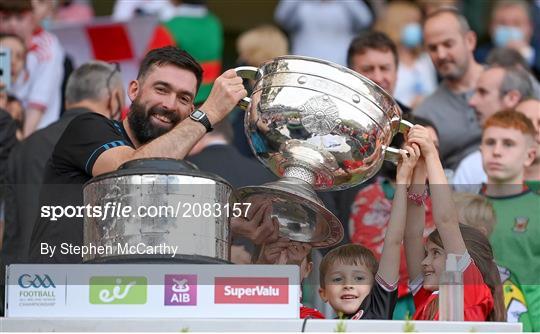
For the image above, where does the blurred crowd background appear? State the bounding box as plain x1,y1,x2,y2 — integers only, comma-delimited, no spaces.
1,0,540,324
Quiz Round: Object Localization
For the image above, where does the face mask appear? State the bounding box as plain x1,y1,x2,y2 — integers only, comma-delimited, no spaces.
401,23,422,48
493,25,524,47
41,17,53,31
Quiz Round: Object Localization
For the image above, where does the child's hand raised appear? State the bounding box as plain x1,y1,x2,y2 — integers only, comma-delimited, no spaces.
396,144,420,186
407,125,438,159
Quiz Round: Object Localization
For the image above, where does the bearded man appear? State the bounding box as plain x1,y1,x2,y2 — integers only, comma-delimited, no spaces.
413,8,485,170
28,47,273,263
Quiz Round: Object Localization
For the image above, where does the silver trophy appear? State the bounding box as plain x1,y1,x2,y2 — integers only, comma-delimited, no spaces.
234,56,412,248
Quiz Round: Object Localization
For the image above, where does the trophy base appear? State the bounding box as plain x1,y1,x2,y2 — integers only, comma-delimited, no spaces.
233,177,343,248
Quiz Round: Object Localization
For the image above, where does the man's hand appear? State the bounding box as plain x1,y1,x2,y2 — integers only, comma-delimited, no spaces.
286,242,312,266
200,69,247,125
256,237,290,264
230,199,279,245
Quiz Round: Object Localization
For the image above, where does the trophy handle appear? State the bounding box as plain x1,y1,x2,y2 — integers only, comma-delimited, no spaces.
382,119,414,164
234,66,258,110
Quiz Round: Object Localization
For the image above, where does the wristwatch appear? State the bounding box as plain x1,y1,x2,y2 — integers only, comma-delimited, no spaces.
189,109,213,133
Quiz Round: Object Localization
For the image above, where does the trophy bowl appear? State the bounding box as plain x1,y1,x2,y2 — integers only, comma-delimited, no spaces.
233,55,412,248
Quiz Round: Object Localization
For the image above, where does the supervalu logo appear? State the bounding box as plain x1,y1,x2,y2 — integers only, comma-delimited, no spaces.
214,277,289,304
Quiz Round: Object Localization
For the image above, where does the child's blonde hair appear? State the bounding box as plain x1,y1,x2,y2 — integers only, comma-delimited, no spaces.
319,244,378,288
453,192,497,236
236,25,288,67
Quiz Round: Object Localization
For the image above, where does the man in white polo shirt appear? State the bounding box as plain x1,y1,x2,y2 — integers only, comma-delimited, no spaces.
0,0,64,137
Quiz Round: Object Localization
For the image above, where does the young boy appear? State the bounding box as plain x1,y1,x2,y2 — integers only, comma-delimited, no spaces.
318,145,420,319
453,192,532,331
480,110,540,331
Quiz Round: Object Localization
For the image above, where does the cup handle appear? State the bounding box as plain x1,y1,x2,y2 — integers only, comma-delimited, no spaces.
382,119,414,164
234,66,258,110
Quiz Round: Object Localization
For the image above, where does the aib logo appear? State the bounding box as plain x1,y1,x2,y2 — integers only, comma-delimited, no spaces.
164,274,197,306
18,274,56,289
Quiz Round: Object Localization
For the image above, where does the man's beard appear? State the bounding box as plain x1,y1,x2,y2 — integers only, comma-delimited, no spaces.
127,99,181,144
438,58,469,82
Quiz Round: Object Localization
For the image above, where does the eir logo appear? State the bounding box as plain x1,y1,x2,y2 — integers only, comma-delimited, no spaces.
18,274,56,288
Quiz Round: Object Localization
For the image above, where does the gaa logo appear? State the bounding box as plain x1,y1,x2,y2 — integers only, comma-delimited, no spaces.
18,274,56,289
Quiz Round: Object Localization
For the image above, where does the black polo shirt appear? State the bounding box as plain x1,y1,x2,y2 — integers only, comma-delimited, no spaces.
28,112,133,263
342,274,398,320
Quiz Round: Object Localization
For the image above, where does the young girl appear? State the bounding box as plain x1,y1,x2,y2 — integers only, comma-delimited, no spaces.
404,125,505,321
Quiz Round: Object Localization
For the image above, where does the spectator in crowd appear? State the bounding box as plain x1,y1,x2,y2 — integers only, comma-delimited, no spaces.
416,0,459,16
2,61,124,267
0,33,26,90
453,192,533,330
274,0,373,66
375,1,437,109
339,31,412,232
233,24,289,159
112,0,173,22
475,0,540,78
347,31,410,113
0,93,18,247
0,89,17,314
486,47,540,98
337,31,429,241
318,145,419,319
479,110,539,330
0,0,65,137
515,98,540,188
27,46,267,263
236,25,288,69
404,125,505,321
54,0,94,25
414,7,484,170
348,115,437,320
298,251,325,319
31,0,54,29
0,33,26,140
257,238,323,318
454,66,533,191
147,0,223,106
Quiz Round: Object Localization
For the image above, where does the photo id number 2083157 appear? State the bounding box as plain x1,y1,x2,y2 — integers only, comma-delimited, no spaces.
179,202,252,219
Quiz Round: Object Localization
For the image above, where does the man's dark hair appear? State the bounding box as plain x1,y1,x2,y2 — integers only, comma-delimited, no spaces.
346,31,398,68
486,47,529,71
137,46,203,91
0,0,32,13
